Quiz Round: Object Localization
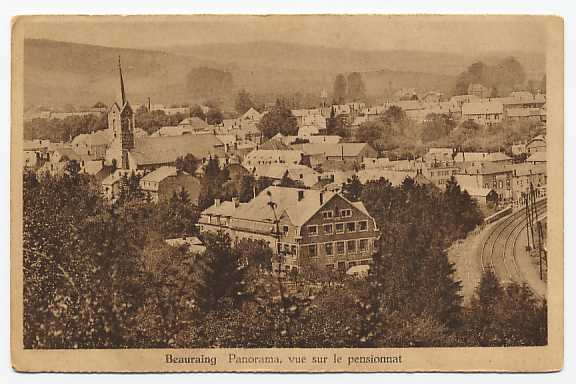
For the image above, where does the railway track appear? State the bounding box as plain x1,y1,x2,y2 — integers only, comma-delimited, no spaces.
478,199,547,298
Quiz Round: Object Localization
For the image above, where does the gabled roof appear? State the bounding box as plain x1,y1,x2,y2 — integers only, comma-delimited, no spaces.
462,101,503,115
242,107,263,121
140,166,177,184
131,134,225,166
456,162,513,175
512,162,546,176
259,138,291,150
71,129,111,147
178,117,209,130
201,186,371,230
526,152,546,163
243,149,303,166
357,169,417,186
293,143,375,157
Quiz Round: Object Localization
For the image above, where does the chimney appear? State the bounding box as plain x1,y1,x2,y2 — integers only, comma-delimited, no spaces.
232,197,239,207
214,198,221,206
319,191,324,205
298,190,304,201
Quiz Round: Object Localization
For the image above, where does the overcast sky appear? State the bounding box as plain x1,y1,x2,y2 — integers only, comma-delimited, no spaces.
21,15,548,54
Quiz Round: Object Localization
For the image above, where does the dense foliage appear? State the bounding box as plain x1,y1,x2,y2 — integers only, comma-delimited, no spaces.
23,168,546,349
24,114,107,142
257,99,298,139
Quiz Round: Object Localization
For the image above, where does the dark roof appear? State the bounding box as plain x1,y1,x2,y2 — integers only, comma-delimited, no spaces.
259,138,291,150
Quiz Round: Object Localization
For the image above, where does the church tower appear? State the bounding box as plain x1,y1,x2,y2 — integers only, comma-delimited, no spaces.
106,56,135,170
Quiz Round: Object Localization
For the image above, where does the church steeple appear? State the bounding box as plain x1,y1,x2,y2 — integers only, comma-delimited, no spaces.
118,56,126,106
106,56,135,170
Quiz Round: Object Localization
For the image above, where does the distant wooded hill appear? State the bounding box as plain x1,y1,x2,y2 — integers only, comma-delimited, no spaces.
23,39,545,108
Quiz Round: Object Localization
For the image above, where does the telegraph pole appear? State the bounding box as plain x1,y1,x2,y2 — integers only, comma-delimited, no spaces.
267,191,293,346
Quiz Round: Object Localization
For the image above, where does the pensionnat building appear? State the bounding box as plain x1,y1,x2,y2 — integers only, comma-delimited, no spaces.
198,186,379,274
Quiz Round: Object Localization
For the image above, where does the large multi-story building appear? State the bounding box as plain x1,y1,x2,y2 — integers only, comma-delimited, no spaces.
455,163,514,201
198,186,379,274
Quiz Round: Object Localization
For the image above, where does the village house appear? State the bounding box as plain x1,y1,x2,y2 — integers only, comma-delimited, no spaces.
198,186,379,274
526,135,546,153
510,162,547,204
242,149,305,170
250,163,322,188
452,151,513,166
139,166,201,203
23,139,51,168
505,107,546,123
454,163,514,202
464,188,499,206
461,101,503,126
292,142,378,164
448,94,480,119
71,130,111,159
418,163,460,189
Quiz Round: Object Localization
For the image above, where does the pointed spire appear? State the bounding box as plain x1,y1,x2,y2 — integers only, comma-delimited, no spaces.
118,56,126,106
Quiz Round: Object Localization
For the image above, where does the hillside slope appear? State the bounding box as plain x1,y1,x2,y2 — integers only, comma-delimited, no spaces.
23,39,543,108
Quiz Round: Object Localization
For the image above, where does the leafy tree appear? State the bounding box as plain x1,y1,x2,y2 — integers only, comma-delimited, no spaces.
156,191,201,238
257,99,298,139
383,105,406,123
234,238,273,272
189,105,206,121
175,153,200,175
326,106,348,137
24,114,108,142
347,72,367,102
356,120,389,149
235,89,255,114
206,107,224,125
342,175,363,202
421,113,457,143
332,74,347,104
192,232,246,310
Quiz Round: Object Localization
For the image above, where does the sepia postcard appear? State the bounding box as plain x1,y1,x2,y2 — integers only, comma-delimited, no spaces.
11,15,563,372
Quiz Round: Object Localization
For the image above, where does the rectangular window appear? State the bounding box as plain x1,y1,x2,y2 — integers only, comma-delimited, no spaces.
323,224,333,234
336,241,345,255
335,223,345,234
322,210,333,219
283,225,289,234
308,244,317,257
347,240,356,253
346,222,356,233
291,245,297,255
324,242,333,256
307,225,318,236
340,209,352,218
359,239,368,252
277,243,283,253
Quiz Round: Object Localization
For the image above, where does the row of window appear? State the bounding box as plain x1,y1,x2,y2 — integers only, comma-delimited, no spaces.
484,179,511,189
307,239,371,257
307,220,368,236
321,208,352,219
